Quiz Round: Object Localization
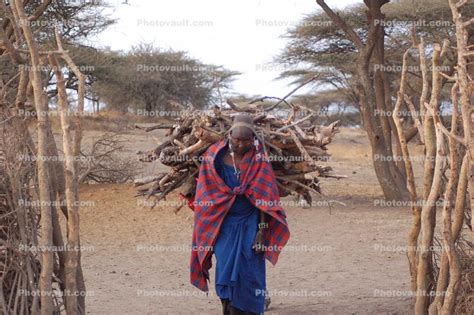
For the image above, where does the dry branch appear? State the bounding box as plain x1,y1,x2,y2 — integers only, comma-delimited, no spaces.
135,102,341,206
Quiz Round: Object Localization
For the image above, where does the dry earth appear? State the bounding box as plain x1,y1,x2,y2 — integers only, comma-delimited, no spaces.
75,127,425,314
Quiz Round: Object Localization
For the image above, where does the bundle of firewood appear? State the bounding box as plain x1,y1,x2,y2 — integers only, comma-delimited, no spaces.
135,99,343,209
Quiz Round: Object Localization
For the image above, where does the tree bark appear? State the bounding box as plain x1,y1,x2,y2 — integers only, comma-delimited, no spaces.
392,48,422,294
447,0,473,238
49,53,84,314
414,43,444,315
12,0,55,313
53,29,87,311
316,0,410,201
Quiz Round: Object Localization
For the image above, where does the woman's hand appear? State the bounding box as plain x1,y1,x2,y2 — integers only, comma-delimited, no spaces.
252,229,265,254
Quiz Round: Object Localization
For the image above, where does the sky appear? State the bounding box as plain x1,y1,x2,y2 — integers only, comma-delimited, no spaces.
89,0,358,98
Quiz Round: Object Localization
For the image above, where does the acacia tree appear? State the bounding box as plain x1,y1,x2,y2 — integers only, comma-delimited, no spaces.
87,44,239,113
280,0,474,201
311,0,410,200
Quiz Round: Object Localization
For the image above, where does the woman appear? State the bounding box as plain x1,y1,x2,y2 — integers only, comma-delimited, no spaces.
190,114,290,314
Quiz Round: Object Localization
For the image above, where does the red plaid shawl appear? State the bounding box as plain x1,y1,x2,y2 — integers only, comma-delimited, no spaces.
190,138,290,291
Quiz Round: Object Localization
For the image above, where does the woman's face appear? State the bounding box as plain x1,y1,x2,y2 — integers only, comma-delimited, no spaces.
230,127,253,155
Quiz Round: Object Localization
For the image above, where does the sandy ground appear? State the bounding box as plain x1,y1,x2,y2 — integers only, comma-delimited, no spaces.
77,127,419,314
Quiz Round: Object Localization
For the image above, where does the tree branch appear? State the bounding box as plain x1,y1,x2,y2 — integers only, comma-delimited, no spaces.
315,0,364,50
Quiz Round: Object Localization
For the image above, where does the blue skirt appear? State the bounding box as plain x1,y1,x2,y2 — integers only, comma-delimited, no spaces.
214,152,266,314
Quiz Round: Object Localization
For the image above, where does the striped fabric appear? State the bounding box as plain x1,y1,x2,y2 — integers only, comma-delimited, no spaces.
190,138,290,291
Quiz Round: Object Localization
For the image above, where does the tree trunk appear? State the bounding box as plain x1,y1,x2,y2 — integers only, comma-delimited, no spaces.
49,53,84,314
357,56,410,201
12,0,55,313
53,29,88,311
316,0,410,201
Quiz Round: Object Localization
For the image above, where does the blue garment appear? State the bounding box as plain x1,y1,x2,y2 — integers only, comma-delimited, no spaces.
214,149,266,314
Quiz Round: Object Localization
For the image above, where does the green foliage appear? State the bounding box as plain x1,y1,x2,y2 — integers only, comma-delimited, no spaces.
278,0,473,109
75,43,239,112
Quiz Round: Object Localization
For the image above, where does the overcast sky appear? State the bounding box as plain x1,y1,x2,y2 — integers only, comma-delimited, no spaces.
90,0,358,98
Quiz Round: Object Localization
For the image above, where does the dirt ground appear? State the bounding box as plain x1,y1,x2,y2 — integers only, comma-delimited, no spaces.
77,127,419,314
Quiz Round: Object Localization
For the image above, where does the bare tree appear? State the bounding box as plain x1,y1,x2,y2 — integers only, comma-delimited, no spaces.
1,0,88,313
392,1,473,313
11,1,56,312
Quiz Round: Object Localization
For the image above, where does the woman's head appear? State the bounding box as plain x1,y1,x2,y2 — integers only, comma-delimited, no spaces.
229,114,255,155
